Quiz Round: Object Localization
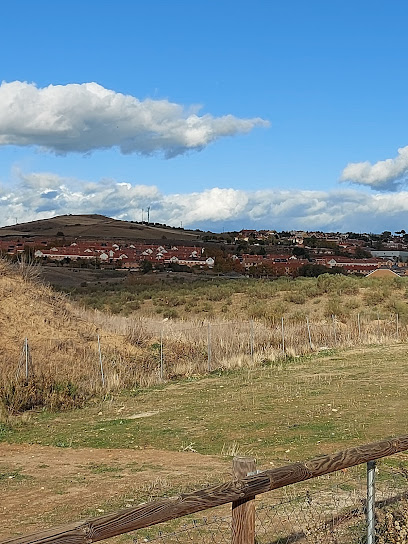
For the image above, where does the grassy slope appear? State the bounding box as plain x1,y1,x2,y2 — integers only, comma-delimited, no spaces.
0,260,147,410
3,343,408,465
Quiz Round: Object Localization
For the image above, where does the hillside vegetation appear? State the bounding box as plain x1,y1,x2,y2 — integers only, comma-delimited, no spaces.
0,260,255,414
0,259,151,413
71,273,408,323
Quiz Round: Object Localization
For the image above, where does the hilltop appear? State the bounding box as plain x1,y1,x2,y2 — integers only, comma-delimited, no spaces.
0,214,203,242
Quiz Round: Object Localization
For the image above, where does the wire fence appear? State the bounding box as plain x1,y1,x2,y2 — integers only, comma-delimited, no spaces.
8,311,408,389
128,453,408,544
153,311,407,378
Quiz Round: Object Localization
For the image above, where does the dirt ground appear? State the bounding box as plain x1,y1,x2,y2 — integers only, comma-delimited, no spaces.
0,443,230,541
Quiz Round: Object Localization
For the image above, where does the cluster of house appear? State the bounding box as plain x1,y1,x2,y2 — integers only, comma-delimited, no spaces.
0,240,215,270
237,229,408,250
239,254,408,276
1,234,408,277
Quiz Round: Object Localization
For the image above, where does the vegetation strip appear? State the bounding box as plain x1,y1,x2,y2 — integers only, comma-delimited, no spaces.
3,435,408,544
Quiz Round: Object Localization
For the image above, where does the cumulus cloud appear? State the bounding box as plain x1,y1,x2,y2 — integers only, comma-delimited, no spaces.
2,170,408,233
0,81,269,157
341,146,408,190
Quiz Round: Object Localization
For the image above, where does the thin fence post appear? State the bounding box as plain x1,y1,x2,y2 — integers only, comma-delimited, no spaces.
357,313,361,341
377,313,381,342
160,328,164,380
367,460,376,544
97,334,105,388
207,323,211,372
25,337,29,380
249,320,254,360
396,313,399,341
232,456,256,544
306,317,312,350
332,314,337,345
281,317,285,356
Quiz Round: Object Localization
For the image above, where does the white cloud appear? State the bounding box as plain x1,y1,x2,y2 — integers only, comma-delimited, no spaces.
2,170,408,233
341,146,408,190
0,81,269,157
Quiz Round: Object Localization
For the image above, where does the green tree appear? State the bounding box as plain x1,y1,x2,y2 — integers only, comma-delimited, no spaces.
292,246,310,259
298,264,345,277
140,259,153,274
354,246,372,259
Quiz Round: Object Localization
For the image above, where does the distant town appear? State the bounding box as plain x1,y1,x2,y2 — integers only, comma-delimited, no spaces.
2,221,408,278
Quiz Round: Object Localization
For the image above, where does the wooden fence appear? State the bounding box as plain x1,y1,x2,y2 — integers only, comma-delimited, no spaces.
3,435,408,544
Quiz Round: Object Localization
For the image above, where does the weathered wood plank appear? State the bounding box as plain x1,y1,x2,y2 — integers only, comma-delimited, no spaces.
232,457,256,544
3,435,408,544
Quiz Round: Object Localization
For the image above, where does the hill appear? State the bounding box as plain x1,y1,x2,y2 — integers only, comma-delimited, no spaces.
0,214,203,242
0,259,156,413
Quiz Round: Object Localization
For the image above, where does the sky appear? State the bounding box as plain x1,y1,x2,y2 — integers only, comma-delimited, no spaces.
1,0,408,233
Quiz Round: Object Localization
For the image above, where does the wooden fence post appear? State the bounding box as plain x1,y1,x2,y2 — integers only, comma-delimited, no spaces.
232,456,256,544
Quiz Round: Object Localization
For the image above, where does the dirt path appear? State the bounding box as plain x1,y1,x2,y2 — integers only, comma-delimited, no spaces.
0,443,230,540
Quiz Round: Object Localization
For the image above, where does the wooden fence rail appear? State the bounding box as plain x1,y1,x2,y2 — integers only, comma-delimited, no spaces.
3,435,408,544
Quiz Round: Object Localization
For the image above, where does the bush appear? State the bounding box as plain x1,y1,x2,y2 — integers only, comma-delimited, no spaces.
284,291,306,304
0,377,88,414
325,296,348,318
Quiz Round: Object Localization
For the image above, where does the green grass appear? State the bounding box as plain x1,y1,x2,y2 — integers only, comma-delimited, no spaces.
3,342,408,465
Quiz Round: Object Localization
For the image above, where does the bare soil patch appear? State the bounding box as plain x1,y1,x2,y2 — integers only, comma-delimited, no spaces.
0,443,229,540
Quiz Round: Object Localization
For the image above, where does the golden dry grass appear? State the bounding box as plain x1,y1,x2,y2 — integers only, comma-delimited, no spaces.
0,259,148,411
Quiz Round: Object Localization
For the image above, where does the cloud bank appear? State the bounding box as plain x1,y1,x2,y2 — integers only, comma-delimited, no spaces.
0,81,269,157
1,171,408,233
341,145,408,190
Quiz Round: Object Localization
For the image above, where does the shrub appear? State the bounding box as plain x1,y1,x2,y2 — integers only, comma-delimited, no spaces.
325,296,348,318
284,291,306,304
0,377,88,414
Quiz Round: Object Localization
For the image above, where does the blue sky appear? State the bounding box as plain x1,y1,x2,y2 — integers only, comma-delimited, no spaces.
1,0,408,232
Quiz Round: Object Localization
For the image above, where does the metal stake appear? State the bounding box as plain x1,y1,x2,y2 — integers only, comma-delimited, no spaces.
332,314,337,344
25,337,29,380
367,460,376,544
97,335,105,387
250,320,254,360
160,328,164,380
306,317,312,349
207,323,211,372
281,317,285,355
